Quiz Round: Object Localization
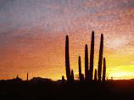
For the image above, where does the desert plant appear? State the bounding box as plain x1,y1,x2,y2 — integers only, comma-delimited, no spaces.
78,55,83,81
85,44,89,81
94,69,97,81
98,34,104,81
62,75,65,84
27,72,28,81
89,31,95,81
65,35,71,82
71,70,74,82
102,57,106,81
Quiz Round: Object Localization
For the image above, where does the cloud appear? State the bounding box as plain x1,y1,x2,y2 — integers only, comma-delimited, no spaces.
0,0,15,11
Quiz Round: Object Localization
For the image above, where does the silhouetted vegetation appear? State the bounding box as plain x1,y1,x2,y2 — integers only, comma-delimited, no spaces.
103,57,106,81
1,31,134,100
89,31,94,81
27,72,28,81
78,56,82,81
94,68,97,81
62,75,65,85
85,44,89,81
98,34,104,81
65,35,71,82
0,78,134,100
70,70,74,83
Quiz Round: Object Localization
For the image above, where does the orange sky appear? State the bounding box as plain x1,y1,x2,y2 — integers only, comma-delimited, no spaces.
0,0,134,80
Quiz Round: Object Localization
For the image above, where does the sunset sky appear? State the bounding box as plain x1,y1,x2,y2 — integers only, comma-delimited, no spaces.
0,0,134,80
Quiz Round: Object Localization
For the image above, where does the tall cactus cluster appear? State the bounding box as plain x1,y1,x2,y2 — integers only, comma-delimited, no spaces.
64,31,107,83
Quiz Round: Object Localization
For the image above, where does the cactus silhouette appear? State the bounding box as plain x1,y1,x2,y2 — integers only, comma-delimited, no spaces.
16,74,19,78
81,74,84,81
71,70,74,82
62,75,65,85
85,44,89,81
98,34,104,81
102,57,106,81
65,35,71,82
89,31,95,81
94,69,97,81
78,55,82,81
88,69,90,80
27,72,28,81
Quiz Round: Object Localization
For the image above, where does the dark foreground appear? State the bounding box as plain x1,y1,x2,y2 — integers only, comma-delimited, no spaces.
0,78,134,100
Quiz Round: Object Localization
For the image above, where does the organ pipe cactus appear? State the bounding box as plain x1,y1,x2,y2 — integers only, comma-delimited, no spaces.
27,72,28,81
98,34,104,81
89,31,95,81
102,57,106,81
71,70,74,82
78,55,82,81
65,35,71,82
85,44,89,81
94,69,97,81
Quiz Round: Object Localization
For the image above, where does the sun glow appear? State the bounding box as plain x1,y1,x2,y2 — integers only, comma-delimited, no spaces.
108,66,134,80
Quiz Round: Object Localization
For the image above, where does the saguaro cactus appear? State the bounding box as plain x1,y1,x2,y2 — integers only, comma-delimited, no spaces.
94,69,97,81
98,34,104,81
85,44,89,81
78,55,82,81
89,31,95,81
102,57,106,81
65,35,71,82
